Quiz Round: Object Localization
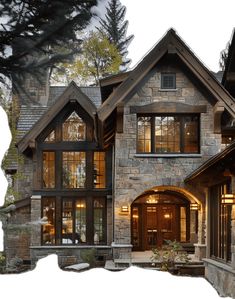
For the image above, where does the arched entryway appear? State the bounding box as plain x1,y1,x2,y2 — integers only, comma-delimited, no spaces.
131,186,199,251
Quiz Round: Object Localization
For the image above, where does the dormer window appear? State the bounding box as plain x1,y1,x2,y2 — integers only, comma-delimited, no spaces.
161,73,176,89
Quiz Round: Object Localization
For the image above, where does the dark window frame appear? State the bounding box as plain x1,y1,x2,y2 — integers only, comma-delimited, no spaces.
137,114,200,154
161,73,176,89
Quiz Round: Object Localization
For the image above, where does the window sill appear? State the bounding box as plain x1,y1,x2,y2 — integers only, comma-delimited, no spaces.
134,153,202,158
30,245,111,249
158,88,178,92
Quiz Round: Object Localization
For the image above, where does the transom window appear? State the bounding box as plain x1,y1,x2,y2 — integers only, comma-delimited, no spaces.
161,73,176,89
62,111,86,141
137,115,199,154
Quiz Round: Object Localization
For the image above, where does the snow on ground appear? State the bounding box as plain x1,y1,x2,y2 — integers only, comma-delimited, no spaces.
0,254,230,299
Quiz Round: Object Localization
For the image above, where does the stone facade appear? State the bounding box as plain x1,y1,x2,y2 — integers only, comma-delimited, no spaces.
113,62,221,256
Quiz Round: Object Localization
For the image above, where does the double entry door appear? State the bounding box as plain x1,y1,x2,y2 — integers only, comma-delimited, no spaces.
132,204,179,250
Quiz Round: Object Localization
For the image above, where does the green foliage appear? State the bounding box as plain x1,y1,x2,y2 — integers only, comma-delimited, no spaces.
97,0,134,70
80,248,96,267
151,240,191,272
0,252,6,273
53,31,122,85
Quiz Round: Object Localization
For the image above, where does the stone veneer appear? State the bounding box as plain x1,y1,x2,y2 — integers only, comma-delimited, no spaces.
113,62,222,258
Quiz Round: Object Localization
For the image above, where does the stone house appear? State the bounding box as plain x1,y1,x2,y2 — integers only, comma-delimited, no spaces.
3,28,235,297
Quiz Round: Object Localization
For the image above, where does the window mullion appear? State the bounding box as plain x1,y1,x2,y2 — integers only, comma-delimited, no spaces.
180,117,185,153
151,116,155,153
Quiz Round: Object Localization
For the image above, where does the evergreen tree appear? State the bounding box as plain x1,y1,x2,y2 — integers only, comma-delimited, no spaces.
97,0,134,70
0,0,99,92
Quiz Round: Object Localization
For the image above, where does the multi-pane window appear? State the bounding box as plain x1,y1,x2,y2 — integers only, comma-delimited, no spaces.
42,197,56,245
93,152,106,188
94,199,106,244
43,152,55,188
161,73,176,89
62,111,86,141
137,115,199,154
63,152,86,188
210,182,232,262
44,130,55,142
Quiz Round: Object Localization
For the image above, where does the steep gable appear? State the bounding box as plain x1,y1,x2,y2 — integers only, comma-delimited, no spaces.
17,81,97,153
98,28,235,122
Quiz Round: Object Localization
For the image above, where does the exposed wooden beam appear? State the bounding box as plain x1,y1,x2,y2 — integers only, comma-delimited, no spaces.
213,104,224,134
116,104,124,133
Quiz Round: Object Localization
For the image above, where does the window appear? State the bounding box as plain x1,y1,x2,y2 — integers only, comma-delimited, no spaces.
63,111,86,141
63,152,86,188
210,181,232,262
42,197,56,245
44,130,55,142
93,152,106,188
42,197,107,245
137,115,199,154
161,73,176,89
43,152,55,188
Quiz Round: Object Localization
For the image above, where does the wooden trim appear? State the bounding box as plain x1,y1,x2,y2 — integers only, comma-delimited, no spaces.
214,104,225,134
98,29,235,122
116,104,124,133
99,71,130,87
17,82,97,153
130,102,207,114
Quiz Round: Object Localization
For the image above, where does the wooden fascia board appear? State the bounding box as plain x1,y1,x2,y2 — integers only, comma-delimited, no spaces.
130,102,207,114
99,71,131,87
174,44,235,118
18,83,97,153
116,104,124,133
98,34,173,122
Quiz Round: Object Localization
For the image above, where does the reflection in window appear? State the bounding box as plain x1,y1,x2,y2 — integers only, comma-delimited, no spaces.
184,116,199,153
62,201,73,244
62,111,86,141
155,116,180,153
63,152,86,188
76,199,86,243
42,198,55,244
94,152,106,188
132,206,140,248
43,152,55,188
94,199,105,244
44,130,55,142
137,117,151,153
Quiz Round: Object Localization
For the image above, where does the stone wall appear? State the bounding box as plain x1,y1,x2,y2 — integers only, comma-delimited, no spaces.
113,63,222,248
16,156,34,201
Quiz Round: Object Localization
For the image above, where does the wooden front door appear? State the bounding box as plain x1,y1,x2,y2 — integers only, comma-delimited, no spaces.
132,204,179,250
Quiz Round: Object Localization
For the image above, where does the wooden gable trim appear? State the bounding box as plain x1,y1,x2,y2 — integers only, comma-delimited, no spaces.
116,104,124,133
130,102,207,114
17,81,97,153
99,71,131,87
98,29,235,122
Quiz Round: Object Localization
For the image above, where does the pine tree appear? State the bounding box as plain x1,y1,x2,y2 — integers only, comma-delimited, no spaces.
97,0,134,70
0,0,99,92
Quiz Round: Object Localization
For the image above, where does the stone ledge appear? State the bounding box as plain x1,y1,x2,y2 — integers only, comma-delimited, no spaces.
203,258,235,273
30,245,111,249
134,154,202,158
111,242,133,248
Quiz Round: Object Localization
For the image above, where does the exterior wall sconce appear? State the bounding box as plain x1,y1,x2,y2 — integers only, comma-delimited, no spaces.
120,205,129,214
190,203,200,210
221,194,235,205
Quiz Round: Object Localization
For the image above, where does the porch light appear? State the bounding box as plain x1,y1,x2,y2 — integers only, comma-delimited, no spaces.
121,205,129,213
190,203,200,210
221,194,235,205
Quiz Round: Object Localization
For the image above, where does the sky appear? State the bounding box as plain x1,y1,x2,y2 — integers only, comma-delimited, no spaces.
0,0,234,298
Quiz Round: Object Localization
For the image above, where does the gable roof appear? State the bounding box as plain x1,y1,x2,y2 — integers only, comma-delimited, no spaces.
17,81,97,153
98,28,235,122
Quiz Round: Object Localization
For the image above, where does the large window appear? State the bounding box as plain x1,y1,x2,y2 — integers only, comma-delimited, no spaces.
210,181,232,262
42,197,106,245
137,115,199,154
43,152,55,188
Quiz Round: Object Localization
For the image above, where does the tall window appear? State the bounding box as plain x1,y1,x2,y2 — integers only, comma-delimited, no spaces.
93,152,106,188
210,181,232,262
94,199,106,244
137,115,199,154
62,111,86,141
42,198,56,245
43,152,55,188
63,152,86,188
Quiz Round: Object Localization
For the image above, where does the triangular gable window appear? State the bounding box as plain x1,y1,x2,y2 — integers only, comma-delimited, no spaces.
62,111,86,141
44,130,55,143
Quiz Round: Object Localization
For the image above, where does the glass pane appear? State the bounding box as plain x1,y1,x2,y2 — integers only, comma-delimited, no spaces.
180,206,187,242
62,201,73,244
94,199,105,244
75,199,86,243
63,152,86,188
94,152,106,189
62,111,86,141
132,207,140,248
42,198,55,245
184,116,199,153
137,117,151,153
43,152,55,188
161,73,176,89
44,130,55,142
155,116,180,153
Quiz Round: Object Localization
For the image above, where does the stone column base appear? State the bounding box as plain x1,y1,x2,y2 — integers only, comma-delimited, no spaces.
111,242,133,260
194,243,206,260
